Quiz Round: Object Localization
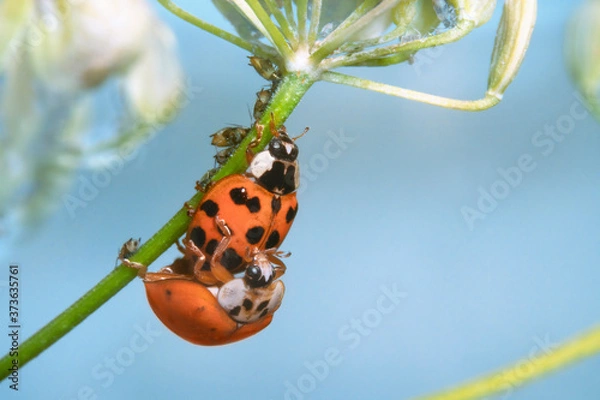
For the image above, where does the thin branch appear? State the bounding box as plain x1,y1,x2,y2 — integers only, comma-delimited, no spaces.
309,0,402,65
229,0,273,40
415,325,600,400
283,0,297,31
157,0,275,59
322,19,475,70
337,23,413,54
296,0,309,44
322,71,501,111
263,0,298,47
307,0,323,46
352,52,412,67
242,0,295,60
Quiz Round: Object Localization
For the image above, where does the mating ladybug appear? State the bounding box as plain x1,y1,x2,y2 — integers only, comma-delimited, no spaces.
121,231,289,345
144,277,273,346
183,119,305,286
141,245,286,345
121,117,306,345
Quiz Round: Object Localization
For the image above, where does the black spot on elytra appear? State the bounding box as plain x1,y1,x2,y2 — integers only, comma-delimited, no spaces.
165,289,172,297
246,196,261,213
256,300,269,312
259,308,269,318
200,200,219,217
266,230,280,249
220,248,243,270
285,205,297,223
205,239,219,256
190,227,206,248
201,260,211,271
230,187,247,205
246,226,265,245
229,306,241,317
242,298,253,311
271,196,282,214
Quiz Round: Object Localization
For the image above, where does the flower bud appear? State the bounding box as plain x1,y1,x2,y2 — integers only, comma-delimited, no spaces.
487,0,537,97
461,0,497,27
0,0,33,71
29,0,153,92
392,0,441,37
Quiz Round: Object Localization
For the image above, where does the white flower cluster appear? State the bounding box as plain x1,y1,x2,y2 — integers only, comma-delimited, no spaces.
0,0,184,232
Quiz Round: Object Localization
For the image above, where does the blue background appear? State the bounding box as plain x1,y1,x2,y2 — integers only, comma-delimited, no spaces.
2,1,600,399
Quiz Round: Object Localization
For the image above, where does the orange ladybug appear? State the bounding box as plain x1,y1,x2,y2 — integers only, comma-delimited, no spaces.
119,117,306,345
122,239,288,346
183,119,305,286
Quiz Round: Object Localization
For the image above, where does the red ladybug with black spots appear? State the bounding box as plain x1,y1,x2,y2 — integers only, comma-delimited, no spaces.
181,119,305,286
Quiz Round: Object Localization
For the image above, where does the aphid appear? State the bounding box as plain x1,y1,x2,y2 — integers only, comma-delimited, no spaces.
248,56,281,82
253,88,273,121
214,147,236,165
210,126,249,148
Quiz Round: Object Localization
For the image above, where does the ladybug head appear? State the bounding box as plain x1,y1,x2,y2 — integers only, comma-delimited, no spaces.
268,130,298,163
244,265,274,288
244,253,275,288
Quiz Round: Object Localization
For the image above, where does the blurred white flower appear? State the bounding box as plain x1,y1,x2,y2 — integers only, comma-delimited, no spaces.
0,0,184,233
565,0,600,113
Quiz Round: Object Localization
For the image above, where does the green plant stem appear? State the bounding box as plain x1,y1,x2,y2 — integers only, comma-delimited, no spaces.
263,0,298,48
282,0,297,31
322,18,475,70
0,72,315,381
322,71,500,111
244,0,295,61
307,0,323,47
157,0,275,59
309,0,401,65
415,325,600,400
296,0,308,44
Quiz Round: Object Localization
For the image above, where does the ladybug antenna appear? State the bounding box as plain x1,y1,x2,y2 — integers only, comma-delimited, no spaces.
292,127,310,141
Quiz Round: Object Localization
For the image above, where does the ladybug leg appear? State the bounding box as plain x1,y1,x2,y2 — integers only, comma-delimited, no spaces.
273,249,291,259
121,258,148,278
266,251,288,280
207,216,236,284
184,239,210,280
243,247,255,264
246,122,264,164
146,257,196,282
176,238,186,254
